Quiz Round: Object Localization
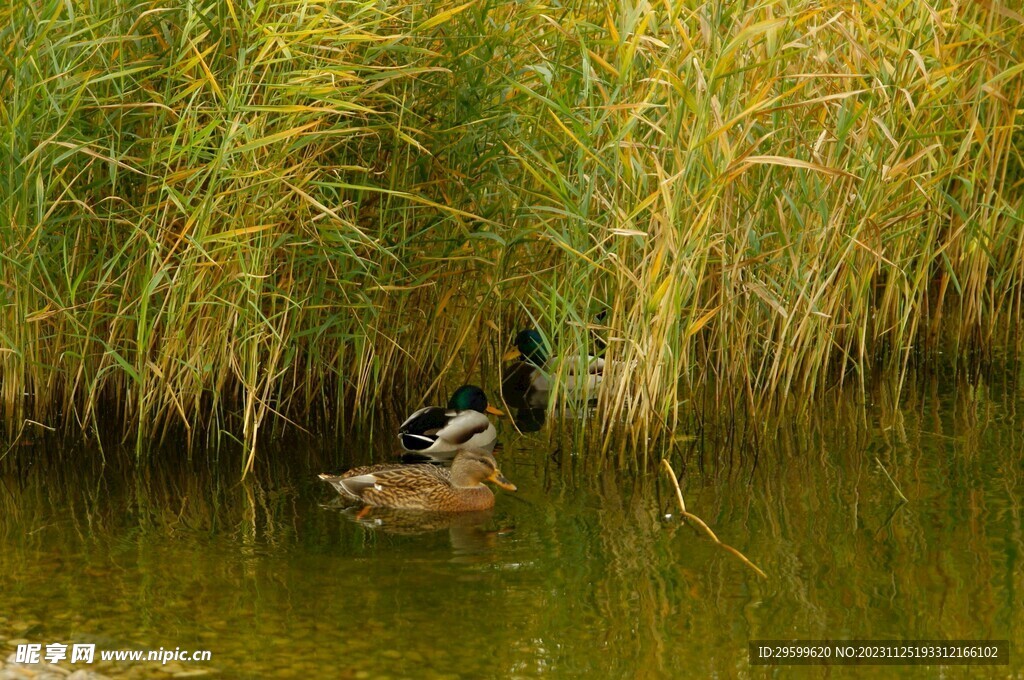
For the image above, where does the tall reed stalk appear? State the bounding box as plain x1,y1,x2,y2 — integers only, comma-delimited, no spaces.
1,0,1021,464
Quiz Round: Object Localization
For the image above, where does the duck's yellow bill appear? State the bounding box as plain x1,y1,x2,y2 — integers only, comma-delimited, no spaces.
502,347,522,362
486,404,505,416
488,470,517,492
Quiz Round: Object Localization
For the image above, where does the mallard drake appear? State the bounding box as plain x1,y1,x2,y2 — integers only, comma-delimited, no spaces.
398,384,503,460
501,329,604,395
318,450,516,511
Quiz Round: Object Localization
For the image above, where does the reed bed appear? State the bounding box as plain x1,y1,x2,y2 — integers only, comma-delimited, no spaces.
1,0,1021,463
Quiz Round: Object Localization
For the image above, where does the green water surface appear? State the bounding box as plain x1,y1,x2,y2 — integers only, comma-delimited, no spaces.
0,375,1021,678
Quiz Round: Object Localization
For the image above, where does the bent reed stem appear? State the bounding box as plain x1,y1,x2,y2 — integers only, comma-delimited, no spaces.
661,460,768,580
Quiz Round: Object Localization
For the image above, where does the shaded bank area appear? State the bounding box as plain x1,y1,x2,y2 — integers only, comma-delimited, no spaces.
1,0,1022,460
0,373,1021,677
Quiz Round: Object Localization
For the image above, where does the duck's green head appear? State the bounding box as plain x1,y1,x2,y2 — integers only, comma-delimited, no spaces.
448,384,504,415
513,329,548,365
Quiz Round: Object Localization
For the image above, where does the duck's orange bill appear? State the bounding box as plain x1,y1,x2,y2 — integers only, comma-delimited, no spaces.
502,347,522,362
488,470,517,492
486,404,505,416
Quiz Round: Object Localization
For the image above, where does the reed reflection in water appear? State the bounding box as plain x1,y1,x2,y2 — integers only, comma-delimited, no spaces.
0,374,1020,677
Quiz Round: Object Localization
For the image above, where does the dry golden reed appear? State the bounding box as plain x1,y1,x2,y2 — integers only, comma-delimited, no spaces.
1,0,1021,464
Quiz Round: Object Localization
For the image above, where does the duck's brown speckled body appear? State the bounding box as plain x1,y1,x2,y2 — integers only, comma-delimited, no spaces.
318,450,516,511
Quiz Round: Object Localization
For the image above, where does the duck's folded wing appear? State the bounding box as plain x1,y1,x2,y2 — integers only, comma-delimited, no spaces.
319,472,379,502
398,406,452,450
399,406,450,433
373,464,449,486
360,465,450,503
436,410,491,445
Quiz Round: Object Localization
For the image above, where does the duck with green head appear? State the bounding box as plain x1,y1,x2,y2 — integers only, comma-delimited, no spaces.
397,384,503,461
501,329,605,395
318,449,517,511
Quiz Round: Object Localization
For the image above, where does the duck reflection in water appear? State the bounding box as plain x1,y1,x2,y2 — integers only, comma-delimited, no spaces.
500,330,554,434
342,506,508,555
498,384,548,433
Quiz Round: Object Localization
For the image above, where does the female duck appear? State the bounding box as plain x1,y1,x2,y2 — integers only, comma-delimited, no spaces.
398,384,503,460
319,450,516,511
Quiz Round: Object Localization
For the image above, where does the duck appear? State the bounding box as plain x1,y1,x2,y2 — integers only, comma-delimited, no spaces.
501,329,604,395
397,384,503,460
318,449,516,511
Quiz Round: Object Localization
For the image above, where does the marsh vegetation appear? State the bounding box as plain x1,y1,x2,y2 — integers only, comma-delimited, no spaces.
2,0,1021,463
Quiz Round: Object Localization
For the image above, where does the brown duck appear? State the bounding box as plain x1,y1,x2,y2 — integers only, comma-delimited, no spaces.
318,450,516,511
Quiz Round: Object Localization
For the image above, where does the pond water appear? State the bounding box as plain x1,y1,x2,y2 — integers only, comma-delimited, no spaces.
0,374,1021,678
